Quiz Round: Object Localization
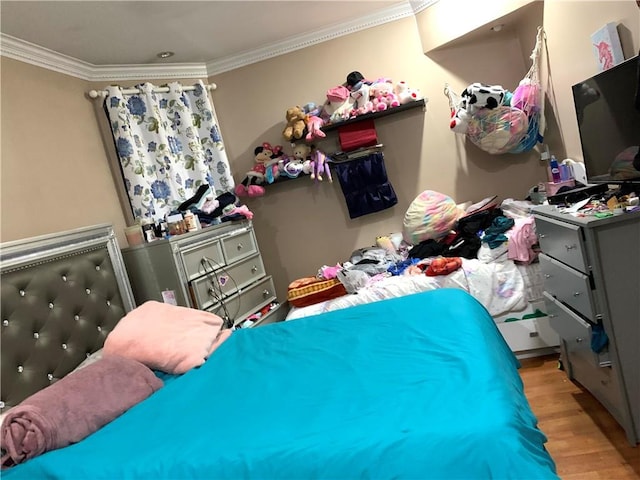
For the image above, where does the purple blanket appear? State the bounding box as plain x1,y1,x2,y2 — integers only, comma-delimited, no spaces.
1,354,163,468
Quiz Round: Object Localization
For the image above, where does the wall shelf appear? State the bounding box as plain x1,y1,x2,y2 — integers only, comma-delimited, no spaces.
321,99,426,133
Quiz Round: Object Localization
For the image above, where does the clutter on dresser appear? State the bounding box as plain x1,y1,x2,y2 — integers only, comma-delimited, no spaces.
124,187,254,245
445,26,545,155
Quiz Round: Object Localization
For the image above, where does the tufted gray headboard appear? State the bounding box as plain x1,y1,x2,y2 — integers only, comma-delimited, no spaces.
1,224,135,413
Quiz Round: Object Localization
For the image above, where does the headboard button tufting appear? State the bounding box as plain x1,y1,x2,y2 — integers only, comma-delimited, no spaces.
97,326,102,332
95,265,101,271
19,289,25,296
0,401,5,409
33,332,39,339
47,374,54,381
3,320,8,327
17,366,23,373
106,300,111,306
62,343,68,350
49,302,54,309
62,275,67,282
86,288,91,294
74,315,80,321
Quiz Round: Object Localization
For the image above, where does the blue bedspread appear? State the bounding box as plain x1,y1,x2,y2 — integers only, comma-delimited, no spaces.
5,289,558,479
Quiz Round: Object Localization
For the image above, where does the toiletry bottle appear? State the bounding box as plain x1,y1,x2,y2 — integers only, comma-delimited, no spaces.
549,155,561,183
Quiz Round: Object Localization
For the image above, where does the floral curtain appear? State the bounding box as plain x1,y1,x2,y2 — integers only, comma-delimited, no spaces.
104,80,234,222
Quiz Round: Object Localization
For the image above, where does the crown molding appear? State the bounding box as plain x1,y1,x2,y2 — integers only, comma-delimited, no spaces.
1,0,439,81
206,0,418,75
0,34,95,80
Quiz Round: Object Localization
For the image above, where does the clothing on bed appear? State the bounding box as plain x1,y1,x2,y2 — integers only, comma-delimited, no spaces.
0,355,162,469
2,290,558,480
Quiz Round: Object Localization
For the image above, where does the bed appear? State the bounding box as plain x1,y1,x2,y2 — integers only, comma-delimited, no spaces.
286,198,560,357
1,224,559,479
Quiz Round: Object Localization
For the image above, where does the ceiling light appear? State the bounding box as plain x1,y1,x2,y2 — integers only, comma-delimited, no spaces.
491,24,504,32
157,51,174,59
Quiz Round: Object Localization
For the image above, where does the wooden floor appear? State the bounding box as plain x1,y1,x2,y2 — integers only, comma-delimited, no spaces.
520,354,639,479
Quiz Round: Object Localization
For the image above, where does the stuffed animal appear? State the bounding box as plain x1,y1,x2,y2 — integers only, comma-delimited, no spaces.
349,81,374,116
450,98,471,134
461,83,506,114
281,143,311,179
310,148,332,183
370,81,400,111
235,143,281,197
305,115,326,141
394,81,423,104
322,86,354,124
282,106,307,142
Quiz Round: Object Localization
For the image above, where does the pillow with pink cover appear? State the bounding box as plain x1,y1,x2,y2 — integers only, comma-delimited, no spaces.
103,301,232,374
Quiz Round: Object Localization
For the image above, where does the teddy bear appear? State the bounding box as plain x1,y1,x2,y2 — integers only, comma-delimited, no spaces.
394,81,423,105
234,142,282,197
282,106,307,142
370,80,400,111
280,143,311,179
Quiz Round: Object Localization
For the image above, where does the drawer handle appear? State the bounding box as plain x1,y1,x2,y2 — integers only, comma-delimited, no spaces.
237,243,244,250
548,314,556,318
544,274,551,279
251,266,258,273
539,234,546,238
573,292,581,297
575,337,583,343
262,289,270,297
565,244,576,250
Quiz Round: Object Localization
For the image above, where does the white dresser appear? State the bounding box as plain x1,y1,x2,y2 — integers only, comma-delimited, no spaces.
122,221,284,328
533,205,639,445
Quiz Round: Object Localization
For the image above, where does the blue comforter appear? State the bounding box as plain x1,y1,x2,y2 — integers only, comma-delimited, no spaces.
5,289,558,479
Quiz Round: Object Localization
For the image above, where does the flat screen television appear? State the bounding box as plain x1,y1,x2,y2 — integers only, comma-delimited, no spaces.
572,55,640,185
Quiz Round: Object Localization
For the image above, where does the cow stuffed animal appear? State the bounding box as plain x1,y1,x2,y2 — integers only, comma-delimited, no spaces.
461,83,506,114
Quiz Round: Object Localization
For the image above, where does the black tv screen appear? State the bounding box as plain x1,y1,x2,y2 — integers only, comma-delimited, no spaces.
572,55,640,184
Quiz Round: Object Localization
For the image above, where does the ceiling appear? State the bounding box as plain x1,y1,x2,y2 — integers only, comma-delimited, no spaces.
0,1,427,73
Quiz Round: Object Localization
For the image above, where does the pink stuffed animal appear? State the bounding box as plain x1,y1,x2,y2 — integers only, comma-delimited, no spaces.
370,81,400,111
310,149,332,183
305,115,326,141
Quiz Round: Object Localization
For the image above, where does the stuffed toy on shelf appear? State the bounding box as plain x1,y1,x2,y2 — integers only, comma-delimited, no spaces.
282,106,307,142
235,142,282,197
310,148,333,183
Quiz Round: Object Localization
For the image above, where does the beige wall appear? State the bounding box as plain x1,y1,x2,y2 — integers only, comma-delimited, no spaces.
1,1,638,302
0,58,128,243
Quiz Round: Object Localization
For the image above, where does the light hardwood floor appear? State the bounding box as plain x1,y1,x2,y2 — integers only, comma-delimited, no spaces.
520,354,639,479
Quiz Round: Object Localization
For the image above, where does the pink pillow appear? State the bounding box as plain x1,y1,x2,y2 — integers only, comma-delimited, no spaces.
103,301,232,374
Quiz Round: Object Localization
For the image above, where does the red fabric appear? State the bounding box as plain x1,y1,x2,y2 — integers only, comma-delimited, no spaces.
338,119,378,152
425,257,462,276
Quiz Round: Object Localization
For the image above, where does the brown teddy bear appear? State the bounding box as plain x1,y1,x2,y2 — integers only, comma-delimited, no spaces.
282,106,307,142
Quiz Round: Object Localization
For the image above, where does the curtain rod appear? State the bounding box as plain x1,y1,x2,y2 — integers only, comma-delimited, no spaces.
87,83,217,99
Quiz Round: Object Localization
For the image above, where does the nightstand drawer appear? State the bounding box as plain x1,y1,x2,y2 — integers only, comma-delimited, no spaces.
543,292,592,353
180,239,225,280
190,253,266,309
535,215,589,272
539,253,595,319
207,276,276,325
222,229,257,264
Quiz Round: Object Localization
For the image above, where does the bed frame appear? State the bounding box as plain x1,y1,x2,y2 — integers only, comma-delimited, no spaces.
0,224,135,413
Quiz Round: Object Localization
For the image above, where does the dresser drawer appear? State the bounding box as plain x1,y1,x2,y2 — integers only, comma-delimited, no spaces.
190,253,266,309
207,276,276,325
569,349,624,428
222,229,257,264
539,253,595,319
543,292,592,353
535,215,589,272
180,239,225,281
